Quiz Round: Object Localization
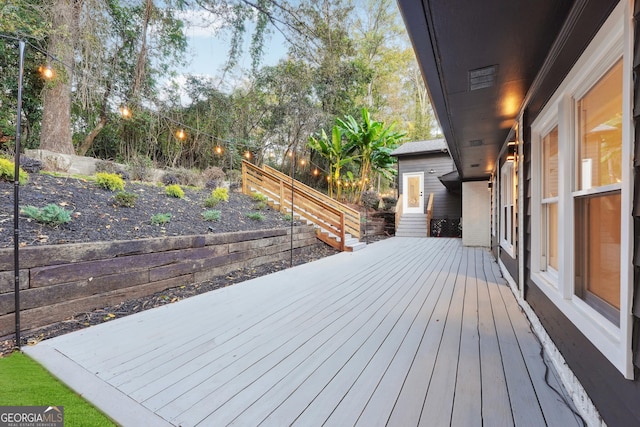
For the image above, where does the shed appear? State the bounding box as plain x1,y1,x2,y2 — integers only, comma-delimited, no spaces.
391,139,461,236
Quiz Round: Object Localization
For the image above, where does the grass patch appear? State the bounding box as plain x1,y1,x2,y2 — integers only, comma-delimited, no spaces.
0,352,115,426
246,212,265,221
202,210,221,221
151,213,172,225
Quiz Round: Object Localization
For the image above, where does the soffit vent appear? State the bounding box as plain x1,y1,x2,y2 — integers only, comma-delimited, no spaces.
470,163,480,168
469,139,483,147
469,65,498,91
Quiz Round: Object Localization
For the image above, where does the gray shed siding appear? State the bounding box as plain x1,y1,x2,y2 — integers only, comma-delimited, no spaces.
397,153,461,219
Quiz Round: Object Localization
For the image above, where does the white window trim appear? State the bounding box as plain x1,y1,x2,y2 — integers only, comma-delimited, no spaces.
500,160,516,257
529,0,634,379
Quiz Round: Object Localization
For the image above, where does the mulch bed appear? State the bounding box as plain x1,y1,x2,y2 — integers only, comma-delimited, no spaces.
0,173,389,356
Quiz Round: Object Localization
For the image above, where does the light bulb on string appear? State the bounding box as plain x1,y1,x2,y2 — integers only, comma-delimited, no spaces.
38,65,54,80
215,146,223,155
176,129,186,140
299,159,306,166
313,169,319,176
119,106,132,119
244,151,251,159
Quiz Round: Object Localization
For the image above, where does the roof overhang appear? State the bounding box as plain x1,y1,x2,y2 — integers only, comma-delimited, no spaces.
396,0,574,180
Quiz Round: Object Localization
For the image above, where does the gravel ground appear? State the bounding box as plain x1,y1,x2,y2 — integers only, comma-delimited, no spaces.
1,173,388,355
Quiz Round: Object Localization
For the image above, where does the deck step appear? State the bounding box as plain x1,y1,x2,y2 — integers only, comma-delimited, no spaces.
396,213,429,238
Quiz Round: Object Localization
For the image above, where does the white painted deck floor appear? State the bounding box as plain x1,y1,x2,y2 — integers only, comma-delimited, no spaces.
25,237,583,427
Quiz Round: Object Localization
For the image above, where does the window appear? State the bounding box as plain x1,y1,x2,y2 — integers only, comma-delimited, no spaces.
573,59,623,325
529,1,632,378
542,127,559,275
500,160,515,256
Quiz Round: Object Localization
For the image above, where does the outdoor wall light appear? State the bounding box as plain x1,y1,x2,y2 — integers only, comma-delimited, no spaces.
429,168,436,174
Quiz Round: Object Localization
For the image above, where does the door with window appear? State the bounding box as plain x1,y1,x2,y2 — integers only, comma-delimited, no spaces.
403,172,424,214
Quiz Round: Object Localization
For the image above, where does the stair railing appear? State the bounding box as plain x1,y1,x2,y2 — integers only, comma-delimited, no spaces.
242,160,346,251
262,164,361,239
426,192,434,237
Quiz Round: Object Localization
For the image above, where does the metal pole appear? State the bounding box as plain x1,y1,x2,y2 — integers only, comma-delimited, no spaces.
290,150,295,268
14,40,25,350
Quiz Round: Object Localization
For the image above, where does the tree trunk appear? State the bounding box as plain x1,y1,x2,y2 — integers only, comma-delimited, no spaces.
40,0,82,155
76,116,107,156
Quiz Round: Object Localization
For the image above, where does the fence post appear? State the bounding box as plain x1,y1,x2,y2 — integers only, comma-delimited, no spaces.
340,212,345,251
241,161,248,195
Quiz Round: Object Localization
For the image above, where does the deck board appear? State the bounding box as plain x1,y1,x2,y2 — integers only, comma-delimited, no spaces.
24,238,583,427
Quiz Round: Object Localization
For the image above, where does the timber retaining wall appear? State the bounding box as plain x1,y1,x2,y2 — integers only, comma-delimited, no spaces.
0,226,318,337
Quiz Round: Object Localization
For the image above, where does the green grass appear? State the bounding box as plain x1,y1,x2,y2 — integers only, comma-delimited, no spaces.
0,352,115,426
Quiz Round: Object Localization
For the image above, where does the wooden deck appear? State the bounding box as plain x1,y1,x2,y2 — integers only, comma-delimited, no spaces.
25,238,583,426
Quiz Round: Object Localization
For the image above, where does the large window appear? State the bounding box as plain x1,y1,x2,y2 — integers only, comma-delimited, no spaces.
573,59,623,325
529,1,632,378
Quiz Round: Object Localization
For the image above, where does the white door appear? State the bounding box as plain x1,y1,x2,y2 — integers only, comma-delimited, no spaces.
403,172,424,214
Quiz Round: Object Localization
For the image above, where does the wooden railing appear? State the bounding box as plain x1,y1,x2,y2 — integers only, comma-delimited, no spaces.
262,164,361,239
426,192,434,237
395,195,403,231
242,161,348,251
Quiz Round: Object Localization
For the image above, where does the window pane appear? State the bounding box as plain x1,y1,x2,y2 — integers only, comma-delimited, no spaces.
547,202,558,270
574,192,621,324
543,127,558,199
576,59,623,190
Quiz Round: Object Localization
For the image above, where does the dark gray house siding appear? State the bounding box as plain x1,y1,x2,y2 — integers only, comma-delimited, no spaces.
396,154,460,219
519,1,640,424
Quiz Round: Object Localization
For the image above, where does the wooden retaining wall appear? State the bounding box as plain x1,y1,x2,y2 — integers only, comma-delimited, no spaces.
0,226,318,337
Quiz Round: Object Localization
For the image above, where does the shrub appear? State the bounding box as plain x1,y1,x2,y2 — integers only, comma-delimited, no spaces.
203,166,226,188
162,173,179,185
20,157,43,173
21,204,71,225
381,196,398,211
252,193,268,202
169,167,204,187
202,210,221,221
205,195,224,207
246,212,265,221
211,187,229,202
254,201,267,210
165,184,185,198
127,155,154,181
113,191,138,207
151,213,171,225
0,158,28,184
283,213,293,221
361,190,380,210
116,169,130,181
95,172,125,191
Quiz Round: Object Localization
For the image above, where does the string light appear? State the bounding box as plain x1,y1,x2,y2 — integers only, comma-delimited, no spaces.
244,151,251,159
38,65,54,79
300,159,306,166
313,169,319,176
119,106,131,119
214,146,223,154
176,129,186,140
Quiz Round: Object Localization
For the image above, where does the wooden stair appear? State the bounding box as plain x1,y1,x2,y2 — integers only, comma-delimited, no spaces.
241,161,365,252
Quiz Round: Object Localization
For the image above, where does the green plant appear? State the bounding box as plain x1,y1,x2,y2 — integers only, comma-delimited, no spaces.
113,191,138,207
21,204,72,225
252,193,268,202
165,184,185,198
151,213,172,225
254,201,267,210
0,158,28,184
211,187,229,202
0,353,115,426
283,213,293,221
246,212,265,221
202,210,221,221
95,172,125,191
204,195,220,208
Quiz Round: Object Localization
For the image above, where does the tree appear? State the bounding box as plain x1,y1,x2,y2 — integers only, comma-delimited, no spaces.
308,126,354,200
338,107,405,202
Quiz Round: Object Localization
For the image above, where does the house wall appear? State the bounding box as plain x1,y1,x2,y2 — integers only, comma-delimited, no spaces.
396,153,461,219
517,0,640,424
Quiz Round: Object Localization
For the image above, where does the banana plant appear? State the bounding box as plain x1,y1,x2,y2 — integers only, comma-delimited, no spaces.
337,107,405,202
308,125,355,200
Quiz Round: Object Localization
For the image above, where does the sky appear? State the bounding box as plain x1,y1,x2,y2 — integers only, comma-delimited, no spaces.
174,9,289,84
